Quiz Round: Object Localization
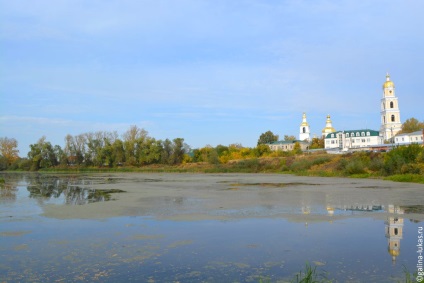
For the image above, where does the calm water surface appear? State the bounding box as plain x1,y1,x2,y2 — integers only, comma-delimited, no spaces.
0,173,423,282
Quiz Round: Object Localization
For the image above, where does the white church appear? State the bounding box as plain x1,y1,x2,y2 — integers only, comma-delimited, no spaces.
268,73,423,152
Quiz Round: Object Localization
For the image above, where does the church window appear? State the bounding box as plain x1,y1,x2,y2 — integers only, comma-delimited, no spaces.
361,132,365,137
303,127,305,133
356,132,360,137
331,134,334,138
346,133,349,137
394,228,398,235
391,115,395,122
383,116,386,124
390,101,394,108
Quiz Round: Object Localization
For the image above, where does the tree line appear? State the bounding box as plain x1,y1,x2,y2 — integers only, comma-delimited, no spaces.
0,126,190,170
1,117,422,171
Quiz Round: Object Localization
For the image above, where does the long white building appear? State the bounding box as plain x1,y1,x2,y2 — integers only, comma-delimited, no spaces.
324,129,383,151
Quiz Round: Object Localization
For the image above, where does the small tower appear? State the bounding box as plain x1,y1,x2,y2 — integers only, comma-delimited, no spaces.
385,205,404,264
299,113,311,141
380,73,402,141
322,114,336,137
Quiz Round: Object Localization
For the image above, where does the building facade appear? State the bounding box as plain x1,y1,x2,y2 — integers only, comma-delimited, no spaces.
268,140,309,152
380,73,402,141
394,130,424,145
324,129,383,151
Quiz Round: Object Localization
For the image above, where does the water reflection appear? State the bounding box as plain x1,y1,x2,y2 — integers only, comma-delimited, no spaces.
0,183,18,203
1,174,125,205
385,205,404,263
27,177,125,205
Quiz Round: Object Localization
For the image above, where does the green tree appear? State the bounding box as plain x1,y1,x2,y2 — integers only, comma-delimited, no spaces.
123,125,148,166
398,117,424,134
170,138,186,165
257,131,279,145
28,137,57,170
138,137,162,165
54,145,67,166
112,139,125,166
161,139,173,164
284,135,296,141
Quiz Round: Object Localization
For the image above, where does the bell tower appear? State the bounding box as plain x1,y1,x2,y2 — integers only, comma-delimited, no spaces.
299,112,311,141
380,73,402,141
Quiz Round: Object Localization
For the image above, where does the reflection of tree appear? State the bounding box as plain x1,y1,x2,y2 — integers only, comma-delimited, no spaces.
0,183,18,203
26,175,123,205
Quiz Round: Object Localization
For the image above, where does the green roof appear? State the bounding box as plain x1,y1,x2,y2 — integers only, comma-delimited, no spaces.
325,129,380,139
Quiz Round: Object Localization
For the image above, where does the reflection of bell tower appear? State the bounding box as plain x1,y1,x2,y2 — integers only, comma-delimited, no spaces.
385,205,404,263
299,113,311,141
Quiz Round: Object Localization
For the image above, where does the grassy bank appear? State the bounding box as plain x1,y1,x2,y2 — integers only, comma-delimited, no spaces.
4,145,424,184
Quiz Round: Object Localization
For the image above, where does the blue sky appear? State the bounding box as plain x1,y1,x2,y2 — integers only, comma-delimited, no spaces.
1,0,423,156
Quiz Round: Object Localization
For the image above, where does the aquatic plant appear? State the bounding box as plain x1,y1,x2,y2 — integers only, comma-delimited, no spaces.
398,265,418,283
291,262,331,283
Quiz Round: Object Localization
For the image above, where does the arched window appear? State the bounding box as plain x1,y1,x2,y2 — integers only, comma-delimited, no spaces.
346,133,349,137
390,101,394,108
331,134,334,138
361,132,365,137
391,115,395,122
383,116,386,124
356,132,360,137
367,132,370,136
303,127,306,133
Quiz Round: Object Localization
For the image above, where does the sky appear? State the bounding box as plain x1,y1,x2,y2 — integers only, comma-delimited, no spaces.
1,0,423,156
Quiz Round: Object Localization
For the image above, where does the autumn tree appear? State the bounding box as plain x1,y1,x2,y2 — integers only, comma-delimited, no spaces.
309,137,325,149
398,117,424,134
257,131,279,145
0,137,19,165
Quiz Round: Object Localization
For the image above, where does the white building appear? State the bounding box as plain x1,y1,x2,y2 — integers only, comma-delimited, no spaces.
394,130,424,145
324,129,383,151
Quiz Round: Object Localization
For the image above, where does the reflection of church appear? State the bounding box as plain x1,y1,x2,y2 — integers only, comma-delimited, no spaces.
385,205,404,263
301,197,405,263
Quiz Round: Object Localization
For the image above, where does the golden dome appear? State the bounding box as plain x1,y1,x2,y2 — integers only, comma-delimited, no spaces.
383,73,395,89
388,249,400,256
322,115,336,133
